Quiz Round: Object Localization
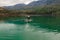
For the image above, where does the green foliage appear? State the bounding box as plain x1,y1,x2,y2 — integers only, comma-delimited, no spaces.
34,5,60,16
0,5,60,17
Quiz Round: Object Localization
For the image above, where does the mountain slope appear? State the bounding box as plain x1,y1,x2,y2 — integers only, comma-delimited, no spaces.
4,0,60,10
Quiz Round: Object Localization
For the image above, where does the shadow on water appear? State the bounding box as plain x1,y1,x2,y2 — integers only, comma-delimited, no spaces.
4,16,60,33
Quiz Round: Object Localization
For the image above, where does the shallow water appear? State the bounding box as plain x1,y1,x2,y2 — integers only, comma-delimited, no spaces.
0,16,60,40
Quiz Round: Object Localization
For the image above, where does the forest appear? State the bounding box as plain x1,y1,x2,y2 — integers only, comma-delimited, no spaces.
0,5,60,17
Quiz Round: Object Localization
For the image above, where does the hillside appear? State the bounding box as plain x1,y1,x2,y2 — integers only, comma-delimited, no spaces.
3,0,60,10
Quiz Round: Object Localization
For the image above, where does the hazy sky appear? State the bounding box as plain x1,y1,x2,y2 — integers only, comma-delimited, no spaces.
0,0,38,6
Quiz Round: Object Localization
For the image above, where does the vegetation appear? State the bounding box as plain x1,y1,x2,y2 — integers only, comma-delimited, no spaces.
0,5,60,18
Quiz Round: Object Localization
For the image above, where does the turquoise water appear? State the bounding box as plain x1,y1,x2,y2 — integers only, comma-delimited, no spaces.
0,16,60,40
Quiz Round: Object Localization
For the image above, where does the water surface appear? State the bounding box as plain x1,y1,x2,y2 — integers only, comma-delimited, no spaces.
0,16,60,40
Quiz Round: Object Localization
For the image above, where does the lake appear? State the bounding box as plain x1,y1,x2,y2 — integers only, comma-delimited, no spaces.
0,16,60,40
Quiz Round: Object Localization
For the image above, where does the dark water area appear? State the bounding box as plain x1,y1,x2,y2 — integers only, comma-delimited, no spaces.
0,16,60,40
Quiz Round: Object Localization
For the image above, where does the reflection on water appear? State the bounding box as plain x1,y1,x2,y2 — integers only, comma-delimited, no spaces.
0,16,60,40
